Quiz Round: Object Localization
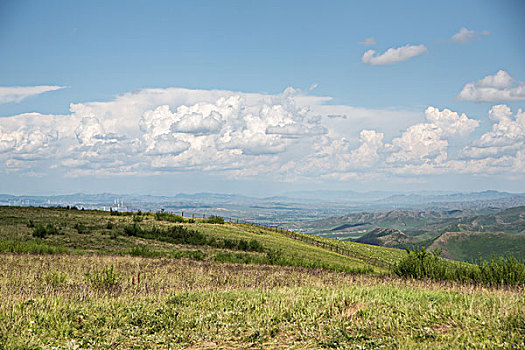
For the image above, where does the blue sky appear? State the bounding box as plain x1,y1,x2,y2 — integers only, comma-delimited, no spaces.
0,0,524,195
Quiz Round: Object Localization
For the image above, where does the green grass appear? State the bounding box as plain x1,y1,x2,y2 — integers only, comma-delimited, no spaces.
429,231,525,261
0,254,523,349
0,206,389,274
1,207,524,348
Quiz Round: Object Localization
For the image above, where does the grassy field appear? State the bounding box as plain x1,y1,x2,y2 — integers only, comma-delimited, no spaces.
1,206,524,349
1,254,524,349
0,206,391,274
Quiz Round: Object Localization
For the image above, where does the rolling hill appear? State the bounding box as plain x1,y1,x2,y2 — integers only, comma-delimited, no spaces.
0,206,523,348
304,206,525,261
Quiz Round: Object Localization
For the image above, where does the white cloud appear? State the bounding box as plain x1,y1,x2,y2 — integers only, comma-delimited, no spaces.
451,27,489,43
387,123,448,164
349,130,384,167
171,112,224,135
266,124,327,138
359,37,376,46
462,105,525,158
0,86,64,104
424,106,479,136
457,70,525,102
308,83,319,91
145,134,190,156
387,107,479,164
1,87,523,181
362,44,427,66
75,117,107,146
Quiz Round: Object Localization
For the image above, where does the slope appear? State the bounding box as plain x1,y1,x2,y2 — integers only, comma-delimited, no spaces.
0,206,406,274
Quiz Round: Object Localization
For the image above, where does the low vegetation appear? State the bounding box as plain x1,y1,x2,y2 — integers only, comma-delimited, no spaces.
394,247,525,286
0,254,523,349
1,206,524,348
0,206,380,274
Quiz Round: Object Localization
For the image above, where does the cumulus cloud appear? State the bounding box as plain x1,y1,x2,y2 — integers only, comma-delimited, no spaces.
388,123,448,164
387,107,479,164
145,134,190,156
424,106,479,136
349,130,384,167
462,105,525,158
362,44,427,66
1,87,523,181
0,86,64,104
451,27,489,43
457,70,525,102
171,112,224,135
359,37,376,46
266,124,327,138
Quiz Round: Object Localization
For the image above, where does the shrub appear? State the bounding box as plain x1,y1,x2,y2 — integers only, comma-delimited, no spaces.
74,222,90,234
265,249,284,265
214,251,264,264
248,239,264,252
184,249,206,261
128,245,161,258
122,223,265,253
85,264,121,292
206,215,224,224
477,255,525,286
123,224,142,236
133,215,143,223
155,212,184,223
393,247,525,286
106,221,114,229
32,224,60,238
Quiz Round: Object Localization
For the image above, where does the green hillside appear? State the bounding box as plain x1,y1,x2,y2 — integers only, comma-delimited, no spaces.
1,206,524,348
429,231,525,261
0,206,401,274
305,206,525,239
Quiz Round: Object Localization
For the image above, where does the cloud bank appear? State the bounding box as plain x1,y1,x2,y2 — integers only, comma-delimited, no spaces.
0,87,523,181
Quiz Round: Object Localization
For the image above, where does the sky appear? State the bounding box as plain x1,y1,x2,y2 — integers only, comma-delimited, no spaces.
0,0,524,196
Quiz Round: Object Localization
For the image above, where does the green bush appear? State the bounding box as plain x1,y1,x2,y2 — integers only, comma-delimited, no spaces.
74,222,90,234
85,264,121,292
121,224,265,253
155,212,184,223
123,223,142,236
393,247,525,286
0,240,66,254
206,215,224,224
32,224,60,238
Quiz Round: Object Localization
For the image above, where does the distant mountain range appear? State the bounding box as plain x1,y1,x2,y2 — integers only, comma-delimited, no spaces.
2,190,524,206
